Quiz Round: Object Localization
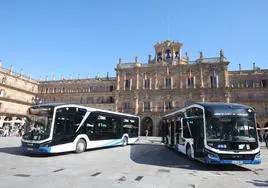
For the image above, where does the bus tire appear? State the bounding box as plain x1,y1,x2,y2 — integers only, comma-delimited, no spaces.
122,136,128,146
75,139,86,153
186,144,192,159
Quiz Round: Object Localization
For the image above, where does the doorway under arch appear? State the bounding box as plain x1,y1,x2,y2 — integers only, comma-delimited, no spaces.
141,117,154,136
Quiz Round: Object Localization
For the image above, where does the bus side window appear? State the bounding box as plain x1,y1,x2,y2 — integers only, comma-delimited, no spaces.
83,112,98,137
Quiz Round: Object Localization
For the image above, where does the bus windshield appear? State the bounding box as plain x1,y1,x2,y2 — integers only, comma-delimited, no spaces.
22,107,53,141
205,108,257,142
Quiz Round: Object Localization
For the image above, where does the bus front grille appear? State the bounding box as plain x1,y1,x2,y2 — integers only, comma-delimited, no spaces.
219,154,255,161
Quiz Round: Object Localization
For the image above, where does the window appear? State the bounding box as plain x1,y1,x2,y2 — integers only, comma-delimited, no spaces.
144,102,151,111
84,112,120,140
245,80,253,88
165,101,173,110
144,78,150,89
165,78,172,89
210,75,218,88
1,77,6,84
262,79,268,88
157,52,162,61
122,117,139,138
0,89,5,97
175,51,179,59
124,102,130,109
54,107,86,136
166,49,171,60
230,80,238,88
186,107,203,117
187,77,195,88
125,80,130,90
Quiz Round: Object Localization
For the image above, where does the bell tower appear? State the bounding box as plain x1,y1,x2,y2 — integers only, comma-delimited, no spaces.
154,40,183,65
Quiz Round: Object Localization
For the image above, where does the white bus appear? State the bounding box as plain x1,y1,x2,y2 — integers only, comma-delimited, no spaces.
21,103,140,153
161,102,261,164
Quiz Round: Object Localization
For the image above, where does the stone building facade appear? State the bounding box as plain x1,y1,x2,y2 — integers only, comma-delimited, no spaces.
115,40,268,136
38,77,116,111
1,39,268,136
0,63,38,130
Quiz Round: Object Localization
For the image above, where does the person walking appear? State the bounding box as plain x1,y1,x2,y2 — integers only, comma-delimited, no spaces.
263,133,267,146
145,129,148,137
265,132,268,148
259,133,263,143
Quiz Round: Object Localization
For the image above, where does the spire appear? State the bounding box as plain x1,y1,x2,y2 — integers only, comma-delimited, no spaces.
185,52,189,61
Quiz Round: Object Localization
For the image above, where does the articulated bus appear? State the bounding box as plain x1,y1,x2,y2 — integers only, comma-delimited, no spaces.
21,103,140,154
161,102,261,164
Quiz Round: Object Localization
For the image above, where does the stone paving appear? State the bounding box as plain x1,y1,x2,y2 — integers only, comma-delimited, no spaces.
0,137,267,188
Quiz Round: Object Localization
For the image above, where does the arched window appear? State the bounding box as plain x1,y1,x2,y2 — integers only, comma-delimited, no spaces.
157,52,162,61
1,77,6,84
166,49,171,60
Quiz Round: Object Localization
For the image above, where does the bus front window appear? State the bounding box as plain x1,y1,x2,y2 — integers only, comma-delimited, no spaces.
206,110,257,142
22,116,52,141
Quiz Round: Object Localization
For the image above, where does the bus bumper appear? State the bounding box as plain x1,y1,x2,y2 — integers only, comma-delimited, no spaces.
20,141,52,154
205,157,261,164
20,146,51,154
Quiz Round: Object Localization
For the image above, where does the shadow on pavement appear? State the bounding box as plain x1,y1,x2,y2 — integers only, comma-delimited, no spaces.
246,180,268,187
0,144,124,158
0,146,22,156
130,143,252,171
0,146,72,157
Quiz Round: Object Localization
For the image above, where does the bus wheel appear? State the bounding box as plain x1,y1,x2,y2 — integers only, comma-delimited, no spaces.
75,139,86,153
122,137,128,146
186,145,192,159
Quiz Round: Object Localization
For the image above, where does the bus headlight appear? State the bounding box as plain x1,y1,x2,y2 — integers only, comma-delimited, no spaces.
254,152,261,160
40,141,52,148
207,152,219,160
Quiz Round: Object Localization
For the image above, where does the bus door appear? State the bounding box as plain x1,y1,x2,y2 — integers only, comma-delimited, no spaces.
179,118,192,153
53,107,86,145
170,120,175,146
188,117,204,157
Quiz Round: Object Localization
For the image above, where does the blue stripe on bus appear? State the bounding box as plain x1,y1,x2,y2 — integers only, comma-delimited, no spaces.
102,138,124,147
20,147,51,153
205,157,261,164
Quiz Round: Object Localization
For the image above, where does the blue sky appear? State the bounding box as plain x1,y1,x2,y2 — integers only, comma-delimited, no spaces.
0,0,267,80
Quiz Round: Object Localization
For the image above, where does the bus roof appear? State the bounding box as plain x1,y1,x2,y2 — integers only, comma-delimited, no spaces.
163,102,254,118
31,103,65,109
30,103,139,118
195,102,253,109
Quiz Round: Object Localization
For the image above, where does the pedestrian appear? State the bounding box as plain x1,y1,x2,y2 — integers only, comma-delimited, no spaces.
3,125,9,137
145,129,148,137
263,133,267,145
265,132,268,148
259,133,263,143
